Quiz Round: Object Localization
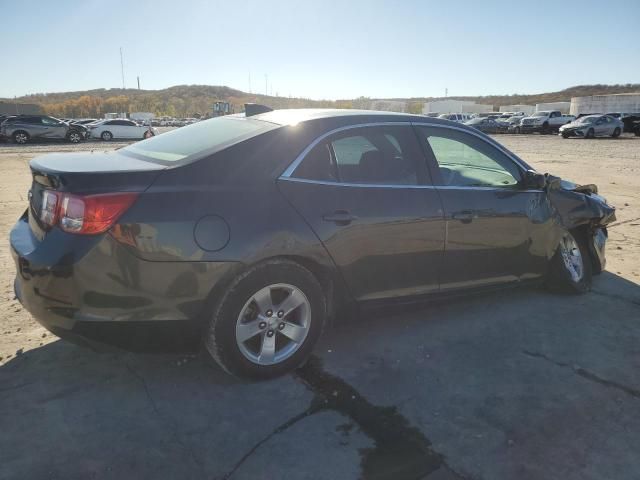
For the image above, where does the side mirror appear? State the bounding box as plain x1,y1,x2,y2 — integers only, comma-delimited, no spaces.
523,170,547,189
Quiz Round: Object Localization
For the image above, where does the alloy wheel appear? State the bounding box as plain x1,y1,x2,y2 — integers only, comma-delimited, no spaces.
559,234,583,283
235,283,311,366
15,133,27,144
69,132,81,143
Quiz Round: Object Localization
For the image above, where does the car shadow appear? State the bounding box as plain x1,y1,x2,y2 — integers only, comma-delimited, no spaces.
1,271,639,479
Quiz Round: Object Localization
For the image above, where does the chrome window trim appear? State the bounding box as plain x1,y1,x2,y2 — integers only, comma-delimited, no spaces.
279,120,532,185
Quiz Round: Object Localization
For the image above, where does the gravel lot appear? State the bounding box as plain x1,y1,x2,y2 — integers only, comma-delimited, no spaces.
1,133,639,480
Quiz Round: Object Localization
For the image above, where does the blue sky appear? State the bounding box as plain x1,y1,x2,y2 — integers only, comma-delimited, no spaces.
3,0,639,99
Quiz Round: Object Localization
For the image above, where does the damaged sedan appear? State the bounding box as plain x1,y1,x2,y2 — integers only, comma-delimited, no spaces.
10,108,615,378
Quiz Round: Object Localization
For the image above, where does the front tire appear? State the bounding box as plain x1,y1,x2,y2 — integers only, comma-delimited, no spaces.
101,131,113,141
585,128,595,139
143,130,154,139
67,131,82,143
13,131,29,144
546,230,592,294
205,259,327,379
612,127,621,138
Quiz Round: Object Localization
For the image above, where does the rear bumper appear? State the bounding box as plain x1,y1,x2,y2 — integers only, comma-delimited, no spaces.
11,216,237,351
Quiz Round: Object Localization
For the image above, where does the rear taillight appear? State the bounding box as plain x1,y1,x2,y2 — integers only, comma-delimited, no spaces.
59,192,138,235
40,190,61,227
37,190,137,235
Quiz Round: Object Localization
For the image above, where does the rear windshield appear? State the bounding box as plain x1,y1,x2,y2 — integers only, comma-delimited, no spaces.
122,116,276,162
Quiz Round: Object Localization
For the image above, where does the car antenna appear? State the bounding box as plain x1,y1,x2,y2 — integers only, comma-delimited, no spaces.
244,103,273,117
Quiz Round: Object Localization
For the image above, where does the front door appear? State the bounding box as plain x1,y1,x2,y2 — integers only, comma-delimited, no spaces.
414,125,550,291
278,124,446,302
40,117,67,139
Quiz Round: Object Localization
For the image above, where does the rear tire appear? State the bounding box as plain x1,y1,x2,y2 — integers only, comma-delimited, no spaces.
101,131,113,141
204,259,327,379
12,131,29,144
585,128,595,139
546,230,592,294
143,130,154,139
541,122,549,135
612,127,621,138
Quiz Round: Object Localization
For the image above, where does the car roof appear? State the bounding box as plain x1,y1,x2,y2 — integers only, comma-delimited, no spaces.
249,108,470,129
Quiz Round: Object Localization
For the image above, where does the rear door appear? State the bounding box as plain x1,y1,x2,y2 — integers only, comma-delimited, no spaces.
414,124,549,290
19,116,47,139
121,120,141,138
278,123,446,302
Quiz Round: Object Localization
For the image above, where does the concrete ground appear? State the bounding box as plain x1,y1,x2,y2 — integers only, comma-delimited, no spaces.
1,133,639,480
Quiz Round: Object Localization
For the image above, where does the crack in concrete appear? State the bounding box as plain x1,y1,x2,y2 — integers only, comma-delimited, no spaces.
220,357,473,480
124,362,205,475
522,350,640,400
220,405,321,480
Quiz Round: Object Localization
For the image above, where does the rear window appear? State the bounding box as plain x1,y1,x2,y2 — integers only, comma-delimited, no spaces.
122,116,276,162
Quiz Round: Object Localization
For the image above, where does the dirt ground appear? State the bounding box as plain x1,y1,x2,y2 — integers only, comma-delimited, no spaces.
1,133,639,480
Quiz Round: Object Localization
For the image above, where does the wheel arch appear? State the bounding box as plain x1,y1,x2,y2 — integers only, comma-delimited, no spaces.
197,253,349,335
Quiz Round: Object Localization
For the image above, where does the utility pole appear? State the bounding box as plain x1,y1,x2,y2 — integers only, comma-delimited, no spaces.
137,76,140,90
120,47,125,89
445,88,448,97
265,74,268,96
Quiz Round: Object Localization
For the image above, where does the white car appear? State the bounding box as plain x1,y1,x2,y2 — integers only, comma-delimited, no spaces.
88,119,157,141
520,111,575,134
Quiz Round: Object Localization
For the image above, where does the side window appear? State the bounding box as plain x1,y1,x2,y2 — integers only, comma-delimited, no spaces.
104,120,115,125
292,142,337,182
41,117,59,125
291,126,420,185
331,127,418,185
417,127,521,188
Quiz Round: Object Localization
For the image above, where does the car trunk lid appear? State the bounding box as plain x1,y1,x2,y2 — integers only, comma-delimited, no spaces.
28,151,165,239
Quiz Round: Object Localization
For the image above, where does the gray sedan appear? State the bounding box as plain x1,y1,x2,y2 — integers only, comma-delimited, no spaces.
559,115,624,139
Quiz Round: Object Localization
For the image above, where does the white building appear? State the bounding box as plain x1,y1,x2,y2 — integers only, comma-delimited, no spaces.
422,99,493,114
499,104,535,115
368,100,407,113
535,102,571,113
570,93,640,115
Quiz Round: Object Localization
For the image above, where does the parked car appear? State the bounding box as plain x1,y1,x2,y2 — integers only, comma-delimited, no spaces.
503,116,526,133
72,118,98,126
520,111,575,134
464,117,507,134
559,115,624,139
0,115,87,144
88,119,157,141
437,113,471,123
10,108,616,378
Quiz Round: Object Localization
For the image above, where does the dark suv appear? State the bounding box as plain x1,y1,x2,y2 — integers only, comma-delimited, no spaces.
0,115,87,144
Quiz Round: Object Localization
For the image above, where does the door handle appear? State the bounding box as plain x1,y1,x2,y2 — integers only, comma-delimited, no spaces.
452,211,477,224
323,210,357,226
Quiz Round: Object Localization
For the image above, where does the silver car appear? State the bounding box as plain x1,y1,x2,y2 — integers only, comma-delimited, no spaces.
559,115,624,139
